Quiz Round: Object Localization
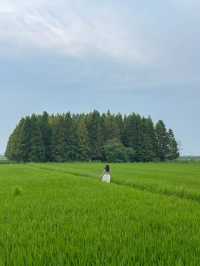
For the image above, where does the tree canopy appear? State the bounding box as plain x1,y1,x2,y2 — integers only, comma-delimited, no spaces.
5,111,179,163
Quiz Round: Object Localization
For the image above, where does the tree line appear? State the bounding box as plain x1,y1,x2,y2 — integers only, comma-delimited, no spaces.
5,111,179,163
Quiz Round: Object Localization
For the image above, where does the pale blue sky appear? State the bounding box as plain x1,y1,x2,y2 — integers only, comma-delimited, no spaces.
0,0,200,155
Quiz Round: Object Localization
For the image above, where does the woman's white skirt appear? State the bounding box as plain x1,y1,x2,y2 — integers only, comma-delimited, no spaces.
102,174,111,183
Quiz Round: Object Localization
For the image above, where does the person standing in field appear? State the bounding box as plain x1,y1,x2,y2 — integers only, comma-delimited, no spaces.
101,164,111,183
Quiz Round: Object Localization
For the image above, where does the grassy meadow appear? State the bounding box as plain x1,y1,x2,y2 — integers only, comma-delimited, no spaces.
0,162,200,265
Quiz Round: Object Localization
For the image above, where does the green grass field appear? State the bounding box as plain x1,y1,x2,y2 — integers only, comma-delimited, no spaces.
1,162,200,265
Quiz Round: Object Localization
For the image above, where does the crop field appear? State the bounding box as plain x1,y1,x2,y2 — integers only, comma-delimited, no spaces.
0,163,200,265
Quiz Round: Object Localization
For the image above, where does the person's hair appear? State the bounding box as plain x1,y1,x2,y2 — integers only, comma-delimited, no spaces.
105,164,110,172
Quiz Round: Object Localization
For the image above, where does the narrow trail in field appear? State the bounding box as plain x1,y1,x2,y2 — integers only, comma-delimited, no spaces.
27,164,200,204
26,165,96,179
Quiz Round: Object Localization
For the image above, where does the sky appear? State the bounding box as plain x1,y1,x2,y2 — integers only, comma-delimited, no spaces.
0,0,200,155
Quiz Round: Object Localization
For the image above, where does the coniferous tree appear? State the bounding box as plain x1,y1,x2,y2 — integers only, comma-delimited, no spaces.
77,119,90,161
64,113,79,161
167,129,179,160
86,110,103,160
18,117,32,162
29,115,45,162
51,115,67,162
39,112,52,161
142,117,157,162
6,125,18,161
115,113,124,143
155,120,169,161
6,117,32,162
5,111,179,162
102,111,120,142
123,113,144,161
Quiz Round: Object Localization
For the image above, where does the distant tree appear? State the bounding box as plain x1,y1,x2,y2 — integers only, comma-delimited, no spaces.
5,122,19,161
115,113,124,143
142,117,157,162
64,113,79,161
38,112,52,162
6,117,33,162
51,115,68,162
126,147,136,162
6,118,27,162
50,113,79,162
86,110,103,160
103,139,129,163
77,119,90,161
29,114,45,162
155,120,169,161
167,129,179,160
6,111,179,163
18,117,32,162
102,111,120,142
123,113,144,161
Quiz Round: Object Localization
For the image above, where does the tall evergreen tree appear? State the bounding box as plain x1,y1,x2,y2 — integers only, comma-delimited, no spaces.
167,129,179,160
142,117,157,162
6,111,179,163
38,112,52,162
6,117,32,162
102,111,120,142
51,115,67,162
29,115,45,162
155,120,169,161
123,113,144,161
115,113,124,143
64,113,79,161
77,119,90,161
18,117,32,162
86,110,103,160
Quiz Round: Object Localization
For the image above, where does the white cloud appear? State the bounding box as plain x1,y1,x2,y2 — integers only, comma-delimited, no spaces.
0,0,148,63
0,0,199,77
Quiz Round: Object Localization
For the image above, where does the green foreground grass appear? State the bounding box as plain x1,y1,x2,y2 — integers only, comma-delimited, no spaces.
0,162,200,265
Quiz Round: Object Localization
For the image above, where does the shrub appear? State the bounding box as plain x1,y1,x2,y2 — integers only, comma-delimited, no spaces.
103,139,135,162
